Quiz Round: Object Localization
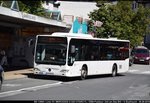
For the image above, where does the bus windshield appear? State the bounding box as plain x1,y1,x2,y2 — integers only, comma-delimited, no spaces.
35,36,67,65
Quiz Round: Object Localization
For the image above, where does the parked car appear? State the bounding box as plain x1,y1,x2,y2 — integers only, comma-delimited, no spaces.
0,65,4,90
132,46,150,65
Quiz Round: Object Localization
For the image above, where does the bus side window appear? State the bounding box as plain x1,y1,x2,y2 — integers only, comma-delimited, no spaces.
75,47,79,61
106,51,112,60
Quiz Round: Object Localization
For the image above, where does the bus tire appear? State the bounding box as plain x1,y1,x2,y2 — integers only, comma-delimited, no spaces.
112,64,117,77
81,66,88,80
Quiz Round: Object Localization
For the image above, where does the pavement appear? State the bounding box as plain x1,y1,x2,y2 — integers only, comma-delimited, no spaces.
4,68,33,80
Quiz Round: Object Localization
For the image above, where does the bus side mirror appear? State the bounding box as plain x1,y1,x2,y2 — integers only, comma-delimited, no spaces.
68,45,76,66
28,39,33,47
71,45,76,54
68,56,75,66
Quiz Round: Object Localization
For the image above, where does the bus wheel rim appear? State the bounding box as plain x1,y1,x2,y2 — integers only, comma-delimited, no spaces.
112,70,116,77
81,69,87,79
112,65,117,77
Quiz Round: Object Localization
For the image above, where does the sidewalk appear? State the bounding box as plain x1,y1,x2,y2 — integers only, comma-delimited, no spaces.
4,68,33,80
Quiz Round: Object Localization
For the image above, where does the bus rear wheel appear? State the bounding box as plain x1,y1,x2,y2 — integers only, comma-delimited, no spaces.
112,64,117,77
81,66,87,80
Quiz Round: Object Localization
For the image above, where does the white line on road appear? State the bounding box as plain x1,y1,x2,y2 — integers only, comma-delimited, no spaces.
0,82,62,98
3,84,22,87
128,69,150,75
128,70,139,72
141,71,150,74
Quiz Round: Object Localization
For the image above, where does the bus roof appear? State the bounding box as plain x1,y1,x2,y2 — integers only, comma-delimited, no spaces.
37,32,129,42
51,32,93,38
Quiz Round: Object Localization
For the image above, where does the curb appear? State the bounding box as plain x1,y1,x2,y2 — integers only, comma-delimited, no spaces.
4,68,33,80
4,74,28,80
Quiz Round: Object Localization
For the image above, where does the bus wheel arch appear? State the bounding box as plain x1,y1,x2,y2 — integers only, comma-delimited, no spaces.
80,64,88,80
112,63,118,77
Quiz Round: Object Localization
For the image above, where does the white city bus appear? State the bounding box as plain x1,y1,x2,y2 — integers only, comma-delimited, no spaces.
33,32,130,79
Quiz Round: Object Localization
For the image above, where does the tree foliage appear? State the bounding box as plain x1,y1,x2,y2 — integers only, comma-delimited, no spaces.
0,0,46,17
18,0,45,16
88,1,150,47
0,0,13,8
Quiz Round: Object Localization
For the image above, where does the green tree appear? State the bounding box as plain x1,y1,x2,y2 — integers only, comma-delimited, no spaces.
89,1,150,47
0,0,46,17
0,0,12,8
18,0,45,17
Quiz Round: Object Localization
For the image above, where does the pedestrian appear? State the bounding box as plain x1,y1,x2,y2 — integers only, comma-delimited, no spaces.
0,50,8,70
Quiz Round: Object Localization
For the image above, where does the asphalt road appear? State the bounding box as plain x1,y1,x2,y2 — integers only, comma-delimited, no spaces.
0,64,150,100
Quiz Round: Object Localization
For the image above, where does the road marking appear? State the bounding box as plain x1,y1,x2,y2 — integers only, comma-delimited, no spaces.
0,82,62,98
141,71,150,74
3,84,21,87
62,80,78,85
128,69,150,75
128,70,139,72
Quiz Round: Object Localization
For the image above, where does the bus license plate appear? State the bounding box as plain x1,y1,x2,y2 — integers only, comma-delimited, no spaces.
39,71,54,75
47,73,54,75
140,59,144,61
39,71,46,75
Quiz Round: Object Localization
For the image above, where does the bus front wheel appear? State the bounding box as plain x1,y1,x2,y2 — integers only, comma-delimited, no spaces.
81,66,87,80
112,64,117,77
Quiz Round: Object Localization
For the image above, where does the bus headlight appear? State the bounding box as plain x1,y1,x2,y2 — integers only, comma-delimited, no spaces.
146,57,150,60
60,69,69,73
34,68,40,71
134,56,138,59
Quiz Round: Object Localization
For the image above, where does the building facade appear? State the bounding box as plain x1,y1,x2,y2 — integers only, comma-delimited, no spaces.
0,1,69,69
